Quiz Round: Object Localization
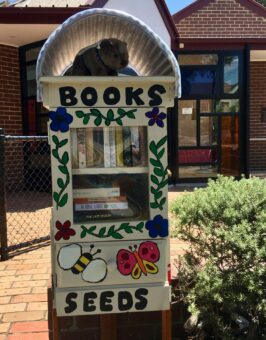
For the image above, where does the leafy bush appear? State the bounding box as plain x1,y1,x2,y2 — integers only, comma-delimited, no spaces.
170,176,266,339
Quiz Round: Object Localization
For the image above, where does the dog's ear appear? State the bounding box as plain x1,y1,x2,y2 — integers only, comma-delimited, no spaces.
100,39,113,54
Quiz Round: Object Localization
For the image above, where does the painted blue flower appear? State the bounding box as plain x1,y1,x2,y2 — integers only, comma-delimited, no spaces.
145,214,168,238
49,107,73,132
145,107,167,128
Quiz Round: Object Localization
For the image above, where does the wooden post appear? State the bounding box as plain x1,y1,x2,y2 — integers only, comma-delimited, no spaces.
100,314,117,340
162,309,171,340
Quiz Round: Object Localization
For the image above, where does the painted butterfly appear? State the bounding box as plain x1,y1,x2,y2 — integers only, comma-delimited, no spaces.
116,241,160,279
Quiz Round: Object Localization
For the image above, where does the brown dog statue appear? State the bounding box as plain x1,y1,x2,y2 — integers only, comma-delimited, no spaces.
65,38,129,76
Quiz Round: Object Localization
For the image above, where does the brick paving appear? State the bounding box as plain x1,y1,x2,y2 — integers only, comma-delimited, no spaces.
0,189,192,339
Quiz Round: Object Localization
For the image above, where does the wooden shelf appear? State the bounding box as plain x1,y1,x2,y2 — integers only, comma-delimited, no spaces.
72,167,149,175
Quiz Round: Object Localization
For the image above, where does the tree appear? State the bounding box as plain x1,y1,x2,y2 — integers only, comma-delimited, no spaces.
256,0,266,6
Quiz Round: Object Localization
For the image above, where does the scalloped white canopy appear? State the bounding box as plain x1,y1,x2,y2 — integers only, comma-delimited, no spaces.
36,8,181,101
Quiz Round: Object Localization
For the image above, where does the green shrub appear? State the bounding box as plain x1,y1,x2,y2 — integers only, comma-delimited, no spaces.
170,176,266,339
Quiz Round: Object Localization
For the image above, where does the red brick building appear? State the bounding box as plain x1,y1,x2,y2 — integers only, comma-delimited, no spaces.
0,0,265,182
172,0,266,181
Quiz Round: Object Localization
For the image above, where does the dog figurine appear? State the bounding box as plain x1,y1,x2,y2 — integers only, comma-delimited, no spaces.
65,38,129,76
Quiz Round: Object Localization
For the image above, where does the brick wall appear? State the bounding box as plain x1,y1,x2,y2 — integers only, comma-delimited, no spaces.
174,0,266,39
0,44,23,135
249,61,266,171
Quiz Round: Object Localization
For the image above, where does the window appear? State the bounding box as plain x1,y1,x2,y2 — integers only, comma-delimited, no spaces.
178,100,197,146
178,54,218,65
224,56,239,94
181,69,217,96
20,41,48,135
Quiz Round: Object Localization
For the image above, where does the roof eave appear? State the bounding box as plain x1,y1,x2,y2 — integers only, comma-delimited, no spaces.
0,0,108,24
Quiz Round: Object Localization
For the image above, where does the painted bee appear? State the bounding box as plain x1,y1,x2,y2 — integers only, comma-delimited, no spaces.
57,243,107,283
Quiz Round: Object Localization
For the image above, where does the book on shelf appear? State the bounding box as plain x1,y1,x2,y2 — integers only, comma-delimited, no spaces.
73,187,120,199
74,196,128,211
85,128,94,167
131,127,140,166
122,126,132,166
109,127,116,167
103,127,111,168
71,129,78,169
115,126,124,167
73,126,147,169
93,127,104,167
139,126,148,166
77,128,86,168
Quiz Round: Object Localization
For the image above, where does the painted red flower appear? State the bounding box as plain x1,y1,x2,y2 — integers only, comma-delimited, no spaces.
54,220,76,241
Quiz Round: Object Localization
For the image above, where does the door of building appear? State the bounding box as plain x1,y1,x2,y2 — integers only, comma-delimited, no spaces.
169,52,244,183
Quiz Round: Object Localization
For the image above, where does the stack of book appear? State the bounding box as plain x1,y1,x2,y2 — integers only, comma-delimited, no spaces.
71,127,148,168
73,187,129,221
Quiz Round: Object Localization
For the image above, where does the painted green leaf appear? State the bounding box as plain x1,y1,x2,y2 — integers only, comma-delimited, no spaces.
126,110,136,119
136,222,144,231
53,192,60,203
62,152,69,165
91,109,101,116
58,165,68,174
58,139,68,148
52,149,59,159
98,228,106,237
122,224,133,233
159,197,166,207
52,135,59,145
107,109,114,121
88,226,97,233
154,168,164,177
105,120,110,126
155,191,163,200
157,148,165,160
83,116,90,125
116,118,123,126
80,229,87,238
157,136,167,149
151,186,157,194
117,108,125,116
149,141,157,155
76,111,84,118
94,116,102,126
151,175,159,185
108,225,115,235
57,178,64,188
161,179,169,188
150,158,161,167
58,193,68,207
111,232,123,240
150,202,158,209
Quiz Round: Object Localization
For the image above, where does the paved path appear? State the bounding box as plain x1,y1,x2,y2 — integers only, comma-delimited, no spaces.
0,246,51,340
0,190,191,339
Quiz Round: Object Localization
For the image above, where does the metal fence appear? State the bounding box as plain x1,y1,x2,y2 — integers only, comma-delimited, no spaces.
0,129,52,260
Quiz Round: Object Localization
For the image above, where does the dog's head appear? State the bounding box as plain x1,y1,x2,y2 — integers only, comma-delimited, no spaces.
99,38,129,71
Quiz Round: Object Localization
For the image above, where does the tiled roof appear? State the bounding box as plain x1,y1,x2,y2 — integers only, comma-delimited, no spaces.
11,0,94,7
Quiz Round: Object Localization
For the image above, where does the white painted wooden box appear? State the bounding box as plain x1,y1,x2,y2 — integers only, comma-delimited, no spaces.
41,76,175,316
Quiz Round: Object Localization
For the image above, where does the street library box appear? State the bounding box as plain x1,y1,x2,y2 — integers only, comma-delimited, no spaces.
42,76,175,316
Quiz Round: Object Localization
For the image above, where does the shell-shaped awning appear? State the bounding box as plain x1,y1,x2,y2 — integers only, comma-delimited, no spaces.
36,8,181,101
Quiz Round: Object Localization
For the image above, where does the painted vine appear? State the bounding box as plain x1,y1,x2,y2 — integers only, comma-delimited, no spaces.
75,108,137,126
80,222,145,240
149,136,168,210
52,135,70,209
